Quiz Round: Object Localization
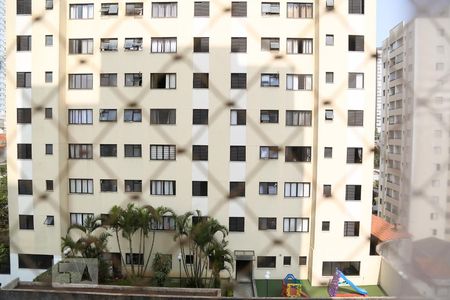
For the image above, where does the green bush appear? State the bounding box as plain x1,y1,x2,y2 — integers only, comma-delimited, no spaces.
152,253,171,286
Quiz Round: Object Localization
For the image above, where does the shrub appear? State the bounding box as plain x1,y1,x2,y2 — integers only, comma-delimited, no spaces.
152,253,171,286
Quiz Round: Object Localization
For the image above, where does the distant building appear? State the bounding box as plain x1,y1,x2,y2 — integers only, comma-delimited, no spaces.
0,0,5,119
375,48,382,135
379,16,450,241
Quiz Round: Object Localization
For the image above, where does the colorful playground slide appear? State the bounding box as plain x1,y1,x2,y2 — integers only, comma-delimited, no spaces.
328,269,368,297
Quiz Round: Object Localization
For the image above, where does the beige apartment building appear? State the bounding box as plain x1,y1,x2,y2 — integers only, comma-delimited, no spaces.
379,17,450,240
5,0,379,286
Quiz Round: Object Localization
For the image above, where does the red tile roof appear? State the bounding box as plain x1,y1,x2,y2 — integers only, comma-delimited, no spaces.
371,215,410,242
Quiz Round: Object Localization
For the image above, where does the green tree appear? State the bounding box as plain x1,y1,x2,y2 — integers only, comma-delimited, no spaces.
174,211,232,288
152,252,172,286
0,165,8,229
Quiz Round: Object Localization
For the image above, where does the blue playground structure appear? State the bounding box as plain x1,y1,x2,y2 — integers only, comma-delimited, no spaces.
328,269,368,297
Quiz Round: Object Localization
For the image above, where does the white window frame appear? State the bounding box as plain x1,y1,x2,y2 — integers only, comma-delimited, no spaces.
284,182,310,197
150,145,176,160
150,180,176,195
283,217,309,232
69,4,94,19
151,37,177,53
69,179,94,194
286,74,313,90
152,2,177,18
68,109,93,124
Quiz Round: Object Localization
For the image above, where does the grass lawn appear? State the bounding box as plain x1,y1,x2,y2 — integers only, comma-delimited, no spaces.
256,279,386,297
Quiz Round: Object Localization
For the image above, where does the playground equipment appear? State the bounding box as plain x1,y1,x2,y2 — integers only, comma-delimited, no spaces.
328,269,368,297
282,274,303,297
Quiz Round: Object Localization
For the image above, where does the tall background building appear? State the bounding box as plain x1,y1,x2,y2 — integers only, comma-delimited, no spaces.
379,15,450,240
5,0,378,286
0,0,6,127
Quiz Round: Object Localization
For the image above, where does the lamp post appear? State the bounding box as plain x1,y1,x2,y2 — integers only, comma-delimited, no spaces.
264,271,271,297
177,253,182,287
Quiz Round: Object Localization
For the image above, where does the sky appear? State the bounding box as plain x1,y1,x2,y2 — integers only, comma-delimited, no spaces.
377,0,415,46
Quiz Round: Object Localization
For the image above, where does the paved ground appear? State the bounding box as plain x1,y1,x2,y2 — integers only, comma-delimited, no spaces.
233,282,254,298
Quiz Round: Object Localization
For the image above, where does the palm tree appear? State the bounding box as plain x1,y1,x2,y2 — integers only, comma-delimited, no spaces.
107,205,129,276
207,239,233,288
119,203,140,276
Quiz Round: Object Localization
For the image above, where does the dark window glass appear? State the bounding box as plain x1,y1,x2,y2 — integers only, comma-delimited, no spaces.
192,181,208,196
230,182,245,197
192,145,208,161
230,146,246,161
229,217,245,232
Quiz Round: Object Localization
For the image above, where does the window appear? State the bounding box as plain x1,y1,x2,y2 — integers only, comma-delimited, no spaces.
124,73,142,87
69,144,93,159
231,2,247,17
348,73,364,89
45,144,53,155
260,110,278,123
284,256,291,266
283,218,309,232
349,0,364,14
126,2,144,16
68,74,93,89
45,72,53,83
124,38,143,51
44,215,54,225
18,254,53,269
345,185,361,201
285,146,311,162
45,35,53,46
286,110,312,126
150,180,176,195
124,109,142,122
192,145,208,161
99,109,117,122
100,3,119,16
17,0,32,14
230,182,245,197
193,109,208,125
17,108,31,124
231,38,247,53
259,182,277,195
69,4,94,19
326,72,334,83
257,256,276,268
194,1,209,16
126,253,144,265
17,36,31,51
349,35,364,51
69,179,93,194
323,261,360,276
151,38,176,53
193,73,209,88
230,146,246,161
68,109,93,124
261,2,280,16
18,180,33,195
299,256,307,266
344,221,360,236
150,109,176,124
261,38,280,51
192,181,207,196
325,34,334,46
151,73,176,89
192,216,208,226
150,216,176,230
100,38,118,51
193,37,209,52
230,110,246,125
287,38,313,54
100,179,117,192
17,72,31,88
259,218,277,230
260,146,278,160
150,145,176,160
347,110,364,126
323,185,332,197
347,148,363,163
287,2,313,18
124,144,142,157
324,147,332,158
69,39,93,54
70,213,94,226
322,221,330,231
19,215,34,230
152,2,177,18
17,144,32,159
286,74,312,90
261,74,279,87
284,182,310,197
125,180,142,192
325,109,334,121
230,73,247,89
185,255,194,264
229,217,245,232
326,0,335,9
100,144,117,157
100,73,117,87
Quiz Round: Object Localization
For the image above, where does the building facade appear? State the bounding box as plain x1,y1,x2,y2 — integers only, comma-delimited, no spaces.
379,18,450,240
6,0,378,285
